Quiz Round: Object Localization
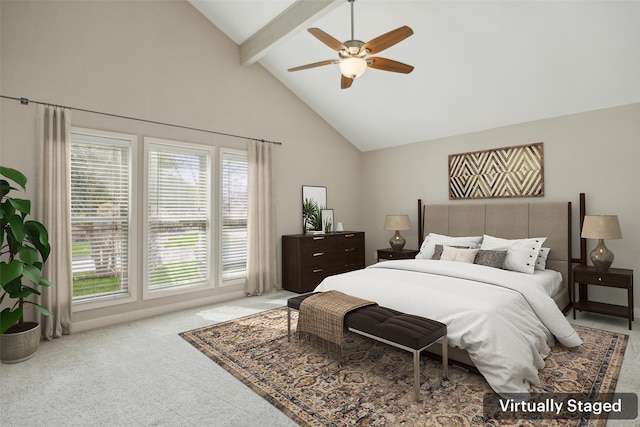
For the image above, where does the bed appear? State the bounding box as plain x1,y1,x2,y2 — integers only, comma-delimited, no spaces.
314,199,583,397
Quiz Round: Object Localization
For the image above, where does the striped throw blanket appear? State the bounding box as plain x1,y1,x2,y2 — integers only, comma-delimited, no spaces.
297,290,376,349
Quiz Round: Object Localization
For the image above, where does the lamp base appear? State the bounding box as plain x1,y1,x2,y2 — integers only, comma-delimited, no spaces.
590,239,614,272
389,231,406,252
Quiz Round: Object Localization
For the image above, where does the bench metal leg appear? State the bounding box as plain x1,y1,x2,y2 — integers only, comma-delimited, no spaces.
414,337,448,403
414,350,421,402
287,307,292,342
442,335,448,378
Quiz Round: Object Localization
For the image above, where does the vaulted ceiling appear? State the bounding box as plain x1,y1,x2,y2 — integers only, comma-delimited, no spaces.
189,0,640,152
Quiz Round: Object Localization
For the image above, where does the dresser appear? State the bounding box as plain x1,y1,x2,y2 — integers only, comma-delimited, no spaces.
282,232,365,293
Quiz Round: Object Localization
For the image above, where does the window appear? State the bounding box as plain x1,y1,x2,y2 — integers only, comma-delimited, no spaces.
145,139,212,294
221,149,248,283
70,129,135,305
71,130,247,306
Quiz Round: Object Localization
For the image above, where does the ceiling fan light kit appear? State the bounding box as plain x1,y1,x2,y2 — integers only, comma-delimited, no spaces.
339,57,367,79
288,0,414,89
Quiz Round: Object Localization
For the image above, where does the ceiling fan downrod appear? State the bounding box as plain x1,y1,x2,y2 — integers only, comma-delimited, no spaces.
349,0,355,41
343,0,365,58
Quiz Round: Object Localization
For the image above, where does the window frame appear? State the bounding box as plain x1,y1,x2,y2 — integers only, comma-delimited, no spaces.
70,127,138,312
219,148,248,287
142,137,216,300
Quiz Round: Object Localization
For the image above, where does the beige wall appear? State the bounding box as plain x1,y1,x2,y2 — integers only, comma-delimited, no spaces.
0,1,361,330
361,103,640,309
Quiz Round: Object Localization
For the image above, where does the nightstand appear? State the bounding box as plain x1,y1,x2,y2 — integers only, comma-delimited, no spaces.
572,265,634,330
377,248,419,262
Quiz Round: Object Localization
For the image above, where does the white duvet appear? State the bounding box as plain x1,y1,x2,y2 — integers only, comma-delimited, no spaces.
314,259,582,397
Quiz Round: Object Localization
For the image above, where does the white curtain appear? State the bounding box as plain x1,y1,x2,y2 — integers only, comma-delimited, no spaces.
37,105,73,339
246,139,277,295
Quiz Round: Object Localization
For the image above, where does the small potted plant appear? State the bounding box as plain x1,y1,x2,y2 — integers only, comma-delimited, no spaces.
0,166,53,363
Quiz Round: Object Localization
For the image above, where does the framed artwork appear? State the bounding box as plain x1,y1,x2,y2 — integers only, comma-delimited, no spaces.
321,209,334,233
449,142,544,199
302,185,327,233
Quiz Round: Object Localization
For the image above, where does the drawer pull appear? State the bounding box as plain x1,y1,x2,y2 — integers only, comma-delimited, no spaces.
312,252,325,257
344,233,355,238
312,268,325,273
313,236,325,240
344,248,355,252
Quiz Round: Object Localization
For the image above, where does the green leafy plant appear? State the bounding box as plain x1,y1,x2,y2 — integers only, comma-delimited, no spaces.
302,198,322,232
0,166,53,334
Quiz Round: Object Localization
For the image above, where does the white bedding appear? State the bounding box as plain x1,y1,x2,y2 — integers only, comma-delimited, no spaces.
314,259,582,397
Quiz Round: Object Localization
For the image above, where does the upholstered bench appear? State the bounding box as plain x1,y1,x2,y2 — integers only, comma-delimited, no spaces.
287,293,448,402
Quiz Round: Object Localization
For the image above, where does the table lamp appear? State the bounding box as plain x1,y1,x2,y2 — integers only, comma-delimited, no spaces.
581,215,622,272
384,214,411,252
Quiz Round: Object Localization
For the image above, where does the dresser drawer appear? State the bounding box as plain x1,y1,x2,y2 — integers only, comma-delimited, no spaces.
301,250,332,270
337,247,364,269
301,234,330,251
301,266,331,288
337,232,364,249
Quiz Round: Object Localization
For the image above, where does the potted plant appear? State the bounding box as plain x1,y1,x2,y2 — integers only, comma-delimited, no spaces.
0,166,53,363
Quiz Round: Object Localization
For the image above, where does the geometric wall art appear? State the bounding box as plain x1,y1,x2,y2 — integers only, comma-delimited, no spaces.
449,142,544,199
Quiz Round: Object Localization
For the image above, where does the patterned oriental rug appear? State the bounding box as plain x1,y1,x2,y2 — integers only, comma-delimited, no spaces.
180,307,628,427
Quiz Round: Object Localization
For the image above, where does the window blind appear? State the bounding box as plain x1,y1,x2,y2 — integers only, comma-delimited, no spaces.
221,151,248,281
147,146,210,289
70,136,130,300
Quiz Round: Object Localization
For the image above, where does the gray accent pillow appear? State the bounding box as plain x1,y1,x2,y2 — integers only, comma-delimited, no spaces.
474,249,508,268
432,244,470,260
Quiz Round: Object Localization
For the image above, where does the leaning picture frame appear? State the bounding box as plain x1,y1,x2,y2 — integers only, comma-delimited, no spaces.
321,209,334,233
302,185,327,233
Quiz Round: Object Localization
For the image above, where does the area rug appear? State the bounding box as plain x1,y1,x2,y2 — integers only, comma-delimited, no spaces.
179,307,628,427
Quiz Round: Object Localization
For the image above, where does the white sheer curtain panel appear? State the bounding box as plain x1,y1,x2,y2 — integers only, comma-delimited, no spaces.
37,105,73,339
246,140,277,296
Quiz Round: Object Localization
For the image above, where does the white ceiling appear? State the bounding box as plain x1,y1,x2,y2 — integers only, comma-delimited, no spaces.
189,0,640,152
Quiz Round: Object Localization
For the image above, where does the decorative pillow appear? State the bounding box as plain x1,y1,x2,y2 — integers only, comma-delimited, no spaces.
415,233,482,260
535,247,551,271
480,234,547,274
439,245,480,263
432,244,470,260
474,249,508,269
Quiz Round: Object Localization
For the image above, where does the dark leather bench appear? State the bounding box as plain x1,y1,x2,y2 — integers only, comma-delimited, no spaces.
287,293,448,402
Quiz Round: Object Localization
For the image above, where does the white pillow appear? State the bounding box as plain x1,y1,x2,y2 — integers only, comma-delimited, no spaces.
480,234,547,274
535,247,551,271
415,233,483,259
440,245,480,263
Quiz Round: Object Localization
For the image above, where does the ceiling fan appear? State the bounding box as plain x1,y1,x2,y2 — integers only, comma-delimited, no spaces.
287,0,414,89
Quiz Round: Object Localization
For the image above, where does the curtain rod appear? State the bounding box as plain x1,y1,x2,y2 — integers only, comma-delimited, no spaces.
0,94,283,146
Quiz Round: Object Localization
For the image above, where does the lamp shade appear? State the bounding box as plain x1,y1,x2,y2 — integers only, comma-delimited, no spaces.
581,215,622,240
339,57,367,79
384,214,411,231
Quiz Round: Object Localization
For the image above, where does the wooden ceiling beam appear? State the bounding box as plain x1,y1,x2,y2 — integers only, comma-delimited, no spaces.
240,0,341,65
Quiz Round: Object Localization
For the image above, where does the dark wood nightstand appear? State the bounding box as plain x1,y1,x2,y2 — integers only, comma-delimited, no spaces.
572,265,634,330
377,248,419,262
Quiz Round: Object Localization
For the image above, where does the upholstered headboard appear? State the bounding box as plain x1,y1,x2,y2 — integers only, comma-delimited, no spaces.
419,201,572,311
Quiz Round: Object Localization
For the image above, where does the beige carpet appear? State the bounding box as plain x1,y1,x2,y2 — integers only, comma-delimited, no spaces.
180,307,627,426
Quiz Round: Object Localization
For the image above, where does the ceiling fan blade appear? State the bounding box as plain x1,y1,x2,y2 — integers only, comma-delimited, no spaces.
367,57,414,74
308,28,347,52
288,59,338,72
341,74,354,89
362,26,413,55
